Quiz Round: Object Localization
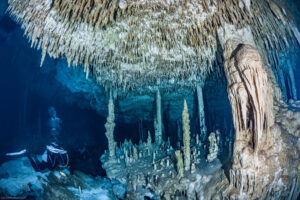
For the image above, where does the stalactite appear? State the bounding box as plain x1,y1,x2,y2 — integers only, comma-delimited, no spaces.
104,91,116,159
196,85,207,141
269,1,286,25
182,100,191,171
8,0,300,90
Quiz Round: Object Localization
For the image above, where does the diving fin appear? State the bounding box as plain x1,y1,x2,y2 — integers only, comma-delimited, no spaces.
6,149,27,156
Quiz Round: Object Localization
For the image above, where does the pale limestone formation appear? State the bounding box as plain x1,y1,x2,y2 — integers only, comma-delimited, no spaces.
182,100,191,171
191,163,196,174
224,40,274,151
124,150,129,166
8,0,300,90
104,91,116,159
207,132,218,162
196,134,200,146
197,85,206,141
154,90,162,145
269,1,286,25
147,131,152,155
101,117,227,199
133,146,138,161
175,150,184,178
221,39,300,199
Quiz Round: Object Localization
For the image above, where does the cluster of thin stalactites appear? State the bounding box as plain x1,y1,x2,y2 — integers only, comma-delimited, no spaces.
7,0,299,90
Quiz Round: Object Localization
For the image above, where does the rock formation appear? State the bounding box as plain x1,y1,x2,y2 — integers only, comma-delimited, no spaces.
7,0,300,90
224,42,274,153
104,91,116,159
100,94,228,199
197,85,207,141
221,39,300,199
0,157,126,199
207,132,218,162
182,100,191,171
154,90,162,145
175,150,184,178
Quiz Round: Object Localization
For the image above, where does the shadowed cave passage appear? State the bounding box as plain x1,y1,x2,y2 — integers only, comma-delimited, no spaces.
114,79,234,151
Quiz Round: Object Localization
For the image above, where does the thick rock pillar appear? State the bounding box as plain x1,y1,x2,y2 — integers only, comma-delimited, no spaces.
217,25,299,199
224,42,274,154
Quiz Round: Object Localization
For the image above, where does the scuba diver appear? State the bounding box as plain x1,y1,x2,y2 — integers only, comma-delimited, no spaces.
5,106,69,172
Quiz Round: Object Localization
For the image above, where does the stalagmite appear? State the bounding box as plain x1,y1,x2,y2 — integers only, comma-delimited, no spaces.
147,131,152,155
207,132,218,162
175,150,184,178
154,90,162,145
196,134,200,146
133,146,138,161
196,85,206,141
104,91,117,160
182,100,191,171
191,163,196,173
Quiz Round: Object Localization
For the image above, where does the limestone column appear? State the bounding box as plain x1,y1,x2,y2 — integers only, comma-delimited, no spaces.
105,91,117,159
175,150,184,177
207,132,218,162
218,25,274,156
223,41,274,153
197,85,207,141
147,131,152,155
182,100,191,171
154,90,162,145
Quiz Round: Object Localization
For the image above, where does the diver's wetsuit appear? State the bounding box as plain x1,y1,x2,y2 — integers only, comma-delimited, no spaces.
27,143,69,171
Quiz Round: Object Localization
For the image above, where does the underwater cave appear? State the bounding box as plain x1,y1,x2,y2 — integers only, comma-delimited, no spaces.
0,0,299,199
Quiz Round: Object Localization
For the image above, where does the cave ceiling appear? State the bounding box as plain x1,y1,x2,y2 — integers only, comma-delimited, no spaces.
7,0,300,90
